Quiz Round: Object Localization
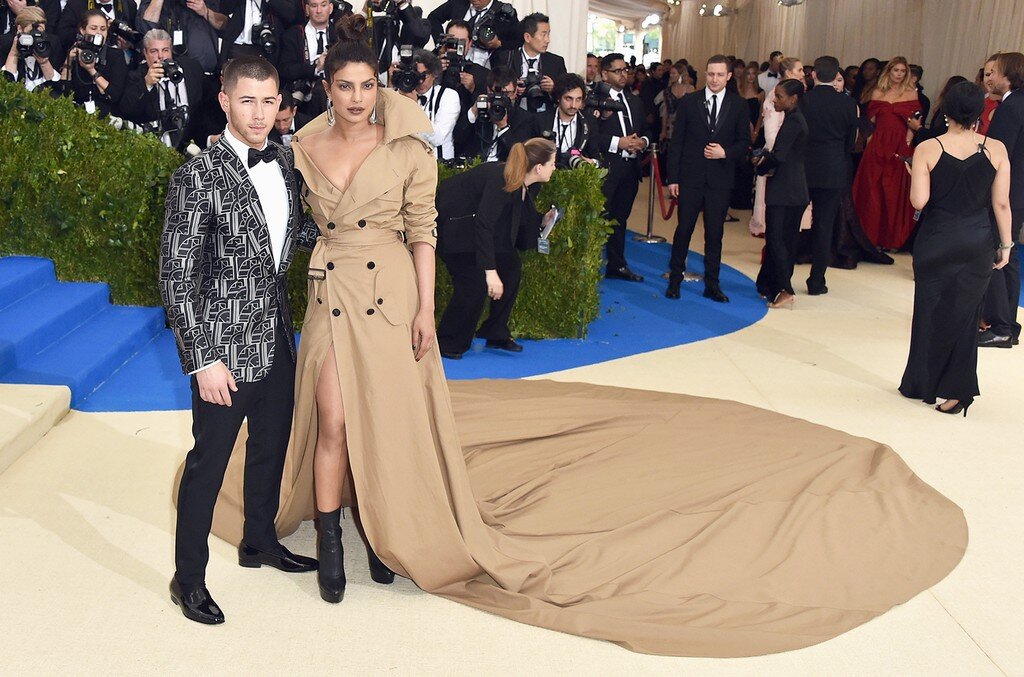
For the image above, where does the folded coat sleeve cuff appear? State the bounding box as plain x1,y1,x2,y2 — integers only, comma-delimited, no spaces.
402,143,440,248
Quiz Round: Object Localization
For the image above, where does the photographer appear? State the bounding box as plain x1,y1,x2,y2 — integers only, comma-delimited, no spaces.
436,19,487,110
585,52,599,92
219,0,299,65
369,0,428,79
268,90,309,145
1,7,64,91
137,0,224,74
2,0,60,37
493,12,564,114
60,8,127,116
435,138,556,359
458,65,530,162
532,72,598,169
121,27,205,150
427,0,519,69
278,0,330,114
57,0,137,51
397,47,460,160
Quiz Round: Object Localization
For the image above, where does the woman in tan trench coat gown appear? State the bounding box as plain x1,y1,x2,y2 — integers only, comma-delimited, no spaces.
193,34,970,657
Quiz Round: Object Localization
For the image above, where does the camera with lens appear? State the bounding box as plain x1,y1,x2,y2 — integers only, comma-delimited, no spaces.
470,1,515,49
368,0,399,15
75,33,105,65
521,69,544,101
161,58,184,84
392,44,424,94
567,148,601,170
439,37,470,89
251,22,277,56
475,92,511,124
291,78,315,103
440,157,469,170
330,0,353,24
584,81,626,114
109,19,143,47
160,104,190,134
16,28,51,60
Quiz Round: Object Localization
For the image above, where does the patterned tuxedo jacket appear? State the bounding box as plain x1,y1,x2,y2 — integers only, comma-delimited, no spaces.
160,137,319,382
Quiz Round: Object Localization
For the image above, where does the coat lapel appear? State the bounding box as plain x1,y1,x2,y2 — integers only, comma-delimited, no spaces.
712,91,731,137
274,146,299,273
213,138,275,273
699,88,711,132
330,143,404,220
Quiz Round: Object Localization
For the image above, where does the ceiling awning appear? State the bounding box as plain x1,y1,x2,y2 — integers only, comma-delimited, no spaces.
588,0,666,24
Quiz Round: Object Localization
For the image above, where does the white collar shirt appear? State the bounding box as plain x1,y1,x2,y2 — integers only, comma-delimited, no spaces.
304,22,328,68
553,114,577,154
235,0,261,45
418,84,461,160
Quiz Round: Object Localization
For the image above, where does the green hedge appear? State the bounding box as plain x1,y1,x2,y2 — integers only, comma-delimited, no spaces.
1,80,611,339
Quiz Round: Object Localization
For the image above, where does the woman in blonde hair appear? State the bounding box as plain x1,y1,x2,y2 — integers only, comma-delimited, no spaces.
435,138,557,358
852,56,921,250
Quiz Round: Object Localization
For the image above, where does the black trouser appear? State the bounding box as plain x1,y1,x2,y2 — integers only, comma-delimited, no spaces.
807,187,842,288
670,185,730,287
757,204,806,299
601,157,641,272
438,252,522,354
174,319,295,587
983,208,1022,339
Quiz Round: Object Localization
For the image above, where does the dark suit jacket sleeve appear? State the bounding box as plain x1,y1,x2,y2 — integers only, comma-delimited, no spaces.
427,1,453,41
267,0,299,26
725,96,750,160
278,26,314,83
119,67,155,123
988,96,1020,159
770,115,799,164
56,0,83,50
282,146,320,251
474,171,507,269
99,47,129,110
160,161,220,373
666,99,688,184
398,5,430,48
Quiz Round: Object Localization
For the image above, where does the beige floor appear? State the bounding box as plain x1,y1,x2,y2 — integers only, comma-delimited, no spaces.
1,186,1022,676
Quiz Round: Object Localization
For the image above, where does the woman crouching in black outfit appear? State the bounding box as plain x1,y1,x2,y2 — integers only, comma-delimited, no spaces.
436,138,557,359
61,9,127,117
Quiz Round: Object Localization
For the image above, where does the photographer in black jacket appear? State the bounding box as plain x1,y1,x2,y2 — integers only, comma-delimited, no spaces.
427,0,519,69
137,0,223,74
218,0,298,65
436,19,487,111
57,0,138,52
458,65,531,162
59,8,127,116
492,12,564,114
1,6,64,91
531,73,599,168
278,0,331,115
369,0,429,81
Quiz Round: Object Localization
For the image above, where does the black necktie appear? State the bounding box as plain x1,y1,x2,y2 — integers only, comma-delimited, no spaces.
709,93,718,131
618,92,633,135
316,30,324,54
526,57,536,73
248,145,277,168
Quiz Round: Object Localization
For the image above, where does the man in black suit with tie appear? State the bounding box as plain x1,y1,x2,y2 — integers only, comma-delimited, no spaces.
218,0,299,65
593,52,649,282
278,0,332,104
980,51,1024,348
161,57,320,625
665,54,750,302
801,55,857,295
529,73,598,168
491,12,565,114
427,0,521,70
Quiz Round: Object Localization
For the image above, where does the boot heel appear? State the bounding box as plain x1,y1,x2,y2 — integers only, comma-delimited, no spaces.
319,586,344,603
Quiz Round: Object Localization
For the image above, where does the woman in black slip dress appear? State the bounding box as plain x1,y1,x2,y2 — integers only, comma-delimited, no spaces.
899,82,1015,416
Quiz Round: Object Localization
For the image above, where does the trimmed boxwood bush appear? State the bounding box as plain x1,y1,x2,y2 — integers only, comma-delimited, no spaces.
1,80,611,338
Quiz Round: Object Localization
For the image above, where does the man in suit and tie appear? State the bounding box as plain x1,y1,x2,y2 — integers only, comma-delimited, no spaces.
665,54,750,302
278,0,332,109
529,73,598,168
594,52,650,282
427,0,521,70
491,12,565,114
758,50,783,94
457,65,529,161
161,56,320,625
980,51,1024,348
801,55,857,295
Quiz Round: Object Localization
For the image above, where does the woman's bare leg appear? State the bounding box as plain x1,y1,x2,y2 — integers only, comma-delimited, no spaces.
313,346,349,512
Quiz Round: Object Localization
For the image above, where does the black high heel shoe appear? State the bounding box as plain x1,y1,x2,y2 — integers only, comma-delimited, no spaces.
316,508,346,603
366,545,396,585
936,397,974,417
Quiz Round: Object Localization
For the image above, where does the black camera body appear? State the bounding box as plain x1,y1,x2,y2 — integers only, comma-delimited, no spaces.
75,33,105,66
476,92,511,124
330,0,353,25
109,19,143,48
251,22,276,55
16,28,50,60
291,78,315,103
471,1,515,50
161,59,184,84
160,104,190,134
369,0,399,15
584,81,626,114
522,68,544,101
392,44,424,94
439,37,470,90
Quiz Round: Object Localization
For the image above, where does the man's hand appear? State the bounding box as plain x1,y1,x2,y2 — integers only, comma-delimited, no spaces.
704,142,726,159
316,53,327,73
540,75,554,93
185,0,207,15
145,61,165,88
411,309,435,361
485,269,503,300
8,0,27,14
484,37,501,50
459,71,475,93
196,361,237,406
668,183,680,199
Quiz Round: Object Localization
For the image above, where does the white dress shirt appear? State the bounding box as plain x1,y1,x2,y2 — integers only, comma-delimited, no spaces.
553,113,577,154
148,73,190,147
758,69,780,95
464,0,495,68
419,84,462,160
606,87,647,158
1,55,60,92
192,128,290,374
704,87,723,129
303,22,328,73
234,0,262,45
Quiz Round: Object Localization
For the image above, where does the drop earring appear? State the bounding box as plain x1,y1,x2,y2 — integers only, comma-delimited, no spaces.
369,101,378,125
327,99,336,127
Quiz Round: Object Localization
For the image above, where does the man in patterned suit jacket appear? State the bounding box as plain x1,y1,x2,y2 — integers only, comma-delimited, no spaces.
160,56,320,625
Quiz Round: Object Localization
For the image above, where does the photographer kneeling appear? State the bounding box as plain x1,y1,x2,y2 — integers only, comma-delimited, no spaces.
459,65,531,161
1,7,64,92
436,138,556,359
60,9,127,117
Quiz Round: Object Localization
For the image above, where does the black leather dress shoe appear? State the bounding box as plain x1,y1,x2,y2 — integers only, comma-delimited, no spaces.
238,542,318,573
977,330,1013,348
605,266,644,282
665,278,681,299
440,350,463,360
703,287,730,303
170,578,225,625
485,338,523,353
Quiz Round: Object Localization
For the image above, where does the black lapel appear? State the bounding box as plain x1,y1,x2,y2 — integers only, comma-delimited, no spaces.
713,91,731,137
273,144,299,271
699,89,711,132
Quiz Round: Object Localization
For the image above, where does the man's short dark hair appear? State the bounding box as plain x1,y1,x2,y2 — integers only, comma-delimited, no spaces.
489,65,517,92
996,52,1024,90
445,19,471,35
552,73,586,102
279,90,296,110
601,53,624,71
706,54,730,69
413,48,442,78
586,52,598,61
222,56,280,93
909,64,923,81
520,12,549,37
812,56,840,83
769,50,783,60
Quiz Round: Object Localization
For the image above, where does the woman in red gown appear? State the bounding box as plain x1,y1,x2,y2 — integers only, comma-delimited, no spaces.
852,57,922,250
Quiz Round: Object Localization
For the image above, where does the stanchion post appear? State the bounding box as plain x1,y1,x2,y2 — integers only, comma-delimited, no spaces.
634,142,666,243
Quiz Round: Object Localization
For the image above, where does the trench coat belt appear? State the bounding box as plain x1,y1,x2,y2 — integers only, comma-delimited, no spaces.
307,229,407,302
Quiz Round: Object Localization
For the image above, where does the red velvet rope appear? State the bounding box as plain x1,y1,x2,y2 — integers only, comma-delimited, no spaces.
642,154,677,221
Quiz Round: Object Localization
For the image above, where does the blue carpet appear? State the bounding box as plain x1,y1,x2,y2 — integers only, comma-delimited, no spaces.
1,236,768,412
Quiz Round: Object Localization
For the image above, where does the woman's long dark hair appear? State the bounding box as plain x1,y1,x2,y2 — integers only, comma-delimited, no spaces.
932,75,969,125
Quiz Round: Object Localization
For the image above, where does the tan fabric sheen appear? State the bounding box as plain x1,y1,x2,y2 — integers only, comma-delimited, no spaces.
181,89,967,658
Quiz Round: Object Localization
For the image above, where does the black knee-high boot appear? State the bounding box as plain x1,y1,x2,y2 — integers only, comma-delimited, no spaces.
351,505,395,585
316,508,346,603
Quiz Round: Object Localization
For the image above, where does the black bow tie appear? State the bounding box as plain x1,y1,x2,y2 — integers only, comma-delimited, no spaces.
418,95,427,106
247,145,277,168
98,2,113,11
767,72,779,78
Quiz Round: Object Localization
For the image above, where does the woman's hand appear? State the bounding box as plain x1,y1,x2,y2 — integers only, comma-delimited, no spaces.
411,309,435,361
485,269,503,300
994,246,1012,270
